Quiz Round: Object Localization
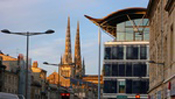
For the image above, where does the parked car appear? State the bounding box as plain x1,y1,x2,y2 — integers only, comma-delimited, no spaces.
0,92,19,99
18,94,25,99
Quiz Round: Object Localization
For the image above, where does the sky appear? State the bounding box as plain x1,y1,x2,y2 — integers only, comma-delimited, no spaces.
0,0,149,76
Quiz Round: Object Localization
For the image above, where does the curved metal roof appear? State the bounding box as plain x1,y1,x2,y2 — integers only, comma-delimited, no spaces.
85,7,147,37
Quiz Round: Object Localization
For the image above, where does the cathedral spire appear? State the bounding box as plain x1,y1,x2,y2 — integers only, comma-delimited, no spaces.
63,17,72,64
74,21,82,71
60,55,63,64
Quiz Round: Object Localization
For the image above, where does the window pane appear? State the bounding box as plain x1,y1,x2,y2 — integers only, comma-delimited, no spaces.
132,80,140,93
118,46,124,59
126,45,138,59
126,28,134,41
126,79,132,93
140,45,147,59
104,81,117,93
126,20,132,26
140,80,148,94
144,28,149,41
133,46,139,59
117,23,125,41
126,46,133,59
104,64,111,76
126,63,132,76
112,47,118,59
141,63,147,76
112,63,118,76
104,47,111,59
112,46,124,59
117,32,125,41
133,63,141,76
118,64,125,76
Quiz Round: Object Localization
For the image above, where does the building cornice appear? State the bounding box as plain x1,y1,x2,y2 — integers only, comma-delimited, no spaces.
104,41,149,45
165,0,175,13
147,0,154,17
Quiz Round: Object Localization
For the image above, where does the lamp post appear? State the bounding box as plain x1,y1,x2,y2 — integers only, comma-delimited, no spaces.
43,62,61,99
43,62,75,84
1,29,55,99
148,60,164,65
148,60,165,85
43,62,75,99
98,27,101,99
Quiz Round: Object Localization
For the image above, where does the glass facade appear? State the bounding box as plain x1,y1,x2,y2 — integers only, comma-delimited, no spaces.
103,44,149,95
116,19,149,41
104,81,117,93
103,17,149,97
104,44,148,60
103,79,149,94
104,62,148,77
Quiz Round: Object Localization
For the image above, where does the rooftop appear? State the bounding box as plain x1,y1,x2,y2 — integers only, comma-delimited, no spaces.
85,7,147,37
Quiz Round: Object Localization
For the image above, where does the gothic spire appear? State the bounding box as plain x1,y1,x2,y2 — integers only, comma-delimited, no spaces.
74,21,82,70
60,55,63,64
63,17,72,64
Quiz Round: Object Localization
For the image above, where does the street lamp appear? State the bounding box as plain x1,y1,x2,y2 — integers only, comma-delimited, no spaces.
148,60,164,65
43,62,75,99
148,60,165,90
1,29,54,99
43,62,61,99
97,27,101,99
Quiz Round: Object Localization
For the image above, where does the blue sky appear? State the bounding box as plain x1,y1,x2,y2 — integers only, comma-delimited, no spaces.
0,0,149,76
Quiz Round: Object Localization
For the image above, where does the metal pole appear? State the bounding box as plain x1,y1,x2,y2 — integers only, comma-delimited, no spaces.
98,27,101,99
58,65,59,99
25,32,29,99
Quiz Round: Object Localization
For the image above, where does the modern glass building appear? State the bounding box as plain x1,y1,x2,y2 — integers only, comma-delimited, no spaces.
85,8,149,99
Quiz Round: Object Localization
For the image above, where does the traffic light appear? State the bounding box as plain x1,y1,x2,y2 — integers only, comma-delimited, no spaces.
61,93,70,99
135,94,140,99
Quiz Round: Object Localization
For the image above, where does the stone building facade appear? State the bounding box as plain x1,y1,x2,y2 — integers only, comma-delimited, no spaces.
0,55,19,95
2,71,19,94
31,61,49,99
147,0,175,98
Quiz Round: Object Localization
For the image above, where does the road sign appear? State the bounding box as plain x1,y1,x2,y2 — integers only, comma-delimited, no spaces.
117,95,127,99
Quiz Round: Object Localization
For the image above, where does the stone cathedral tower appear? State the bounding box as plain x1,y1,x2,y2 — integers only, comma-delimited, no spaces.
74,22,83,78
59,17,73,78
59,17,85,79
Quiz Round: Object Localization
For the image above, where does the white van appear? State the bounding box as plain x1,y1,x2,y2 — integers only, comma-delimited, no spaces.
0,92,19,99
